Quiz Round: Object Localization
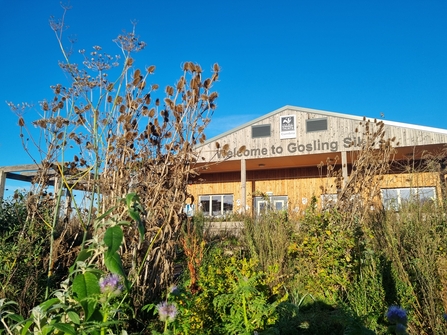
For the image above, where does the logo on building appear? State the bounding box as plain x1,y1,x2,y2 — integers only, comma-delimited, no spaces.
280,115,296,139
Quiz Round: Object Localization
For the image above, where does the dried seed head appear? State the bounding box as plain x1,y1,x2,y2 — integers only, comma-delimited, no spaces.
177,77,185,90
134,69,141,80
126,58,134,66
166,86,174,96
147,65,156,74
237,145,246,154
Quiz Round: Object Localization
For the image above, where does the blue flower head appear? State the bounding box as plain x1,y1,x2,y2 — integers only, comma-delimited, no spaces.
156,301,178,322
387,305,408,325
99,274,123,296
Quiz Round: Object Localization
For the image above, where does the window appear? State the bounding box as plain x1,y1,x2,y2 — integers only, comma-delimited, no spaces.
253,195,288,215
199,194,233,217
252,124,271,138
321,193,337,210
306,118,328,132
381,187,436,210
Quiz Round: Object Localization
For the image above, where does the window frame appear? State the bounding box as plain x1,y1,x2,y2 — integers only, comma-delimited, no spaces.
381,187,436,210
251,124,271,138
306,118,328,133
253,195,288,215
199,194,234,217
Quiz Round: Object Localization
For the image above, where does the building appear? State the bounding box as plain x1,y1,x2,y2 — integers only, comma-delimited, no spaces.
188,105,447,217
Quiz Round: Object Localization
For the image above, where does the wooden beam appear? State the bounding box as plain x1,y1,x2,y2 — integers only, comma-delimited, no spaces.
0,164,40,173
241,158,246,213
5,172,34,182
0,170,6,200
341,151,348,187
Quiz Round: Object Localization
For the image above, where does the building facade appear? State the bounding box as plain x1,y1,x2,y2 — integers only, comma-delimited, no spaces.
187,106,447,217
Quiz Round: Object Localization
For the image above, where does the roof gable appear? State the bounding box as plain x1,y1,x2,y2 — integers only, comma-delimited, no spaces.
197,105,447,163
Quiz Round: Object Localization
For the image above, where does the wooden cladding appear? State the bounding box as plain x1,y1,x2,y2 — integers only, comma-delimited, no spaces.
190,165,342,184
197,106,447,162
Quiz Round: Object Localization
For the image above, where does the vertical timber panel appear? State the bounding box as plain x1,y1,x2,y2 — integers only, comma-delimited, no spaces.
341,151,348,187
0,171,6,200
241,158,246,213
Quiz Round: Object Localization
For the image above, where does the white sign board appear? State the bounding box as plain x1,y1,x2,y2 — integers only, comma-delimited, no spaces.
280,115,296,139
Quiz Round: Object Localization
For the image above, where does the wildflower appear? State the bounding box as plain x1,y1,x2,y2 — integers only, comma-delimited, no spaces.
156,301,178,322
387,305,407,325
99,274,123,296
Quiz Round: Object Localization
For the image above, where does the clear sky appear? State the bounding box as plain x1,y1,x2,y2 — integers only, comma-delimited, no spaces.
1,0,447,194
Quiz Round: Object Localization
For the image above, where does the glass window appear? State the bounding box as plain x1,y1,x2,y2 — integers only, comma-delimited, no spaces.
274,200,285,211
223,195,233,214
306,118,328,132
381,187,436,210
254,195,288,215
200,197,211,216
321,193,337,210
382,189,399,211
252,124,271,138
199,194,233,217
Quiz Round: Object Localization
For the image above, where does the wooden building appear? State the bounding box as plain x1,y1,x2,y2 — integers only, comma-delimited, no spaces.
188,105,447,217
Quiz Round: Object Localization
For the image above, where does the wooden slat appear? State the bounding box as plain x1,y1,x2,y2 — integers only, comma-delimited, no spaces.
0,164,40,173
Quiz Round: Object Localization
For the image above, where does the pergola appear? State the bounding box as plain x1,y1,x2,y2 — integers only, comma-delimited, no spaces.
0,164,47,199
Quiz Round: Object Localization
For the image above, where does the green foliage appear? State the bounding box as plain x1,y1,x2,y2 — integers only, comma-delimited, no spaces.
0,192,27,232
213,258,282,335
289,203,356,303
375,201,447,334
0,192,50,314
165,244,286,335
242,207,295,282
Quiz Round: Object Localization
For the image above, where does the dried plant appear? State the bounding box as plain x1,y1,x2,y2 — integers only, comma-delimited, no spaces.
336,118,397,227
8,6,220,306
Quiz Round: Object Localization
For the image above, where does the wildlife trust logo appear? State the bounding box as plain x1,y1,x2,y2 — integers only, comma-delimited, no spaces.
280,115,296,139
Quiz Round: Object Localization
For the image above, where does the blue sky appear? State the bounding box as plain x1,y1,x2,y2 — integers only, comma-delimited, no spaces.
1,0,447,194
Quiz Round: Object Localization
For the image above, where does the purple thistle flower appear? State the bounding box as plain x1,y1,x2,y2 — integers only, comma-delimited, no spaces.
99,274,123,296
387,305,408,325
156,301,178,322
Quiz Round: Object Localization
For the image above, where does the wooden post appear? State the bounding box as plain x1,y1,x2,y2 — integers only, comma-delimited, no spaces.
341,151,348,187
241,158,246,213
0,170,6,201
64,188,72,219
